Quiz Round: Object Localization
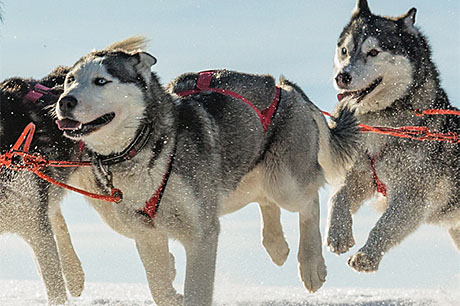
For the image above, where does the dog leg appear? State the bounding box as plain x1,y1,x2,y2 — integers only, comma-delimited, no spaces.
49,207,85,297
183,219,219,306
25,218,67,305
448,226,460,252
297,193,327,293
327,167,374,255
135,233,183,306
348,190,425,272
258,198,290,266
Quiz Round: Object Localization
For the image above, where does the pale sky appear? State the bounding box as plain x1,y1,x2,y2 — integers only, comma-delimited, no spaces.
0,0,459,296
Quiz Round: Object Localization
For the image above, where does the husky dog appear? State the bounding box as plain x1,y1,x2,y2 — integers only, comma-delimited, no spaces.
328,0,460,272
55,37,358,305
0,67,85,304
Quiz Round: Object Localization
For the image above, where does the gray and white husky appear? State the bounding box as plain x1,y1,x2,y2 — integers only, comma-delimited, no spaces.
55,37,358,305
328,0,460,273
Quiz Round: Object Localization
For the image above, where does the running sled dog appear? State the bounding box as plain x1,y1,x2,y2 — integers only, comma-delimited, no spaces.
55,37,359,305
328,0,460,272
0,68,85,304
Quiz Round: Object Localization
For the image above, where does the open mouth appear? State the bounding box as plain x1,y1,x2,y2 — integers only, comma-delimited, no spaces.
56,112,115,137
337,77,382,102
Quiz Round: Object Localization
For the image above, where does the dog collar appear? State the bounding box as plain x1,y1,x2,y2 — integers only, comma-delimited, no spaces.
24,83,54,103
94,122,155,166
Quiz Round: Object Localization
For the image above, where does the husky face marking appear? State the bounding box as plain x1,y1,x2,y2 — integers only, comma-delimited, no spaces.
56,52,155,155
333,4,417,114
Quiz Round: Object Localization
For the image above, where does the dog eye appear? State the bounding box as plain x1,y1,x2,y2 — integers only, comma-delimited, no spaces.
94,78,110,86
67,75,75,84
341,47,348,56
367,49,379,57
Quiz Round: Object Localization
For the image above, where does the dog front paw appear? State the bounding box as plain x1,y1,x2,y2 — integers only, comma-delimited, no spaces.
327,221,355,255
299,255,327,293
348,251,380,272
63,258,85,297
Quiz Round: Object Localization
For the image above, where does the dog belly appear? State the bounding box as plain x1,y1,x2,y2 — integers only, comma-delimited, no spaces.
219,167,264,216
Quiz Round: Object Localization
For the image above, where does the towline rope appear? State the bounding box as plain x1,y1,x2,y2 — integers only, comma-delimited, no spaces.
322,109,460,144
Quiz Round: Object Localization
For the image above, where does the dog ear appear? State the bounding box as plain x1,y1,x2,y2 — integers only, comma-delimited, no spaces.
135,52,157,72
352,0,371,17
399,8,417,28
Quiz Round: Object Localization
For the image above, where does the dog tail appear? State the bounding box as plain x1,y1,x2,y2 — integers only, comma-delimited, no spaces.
281,78,360,185
320,106,360,185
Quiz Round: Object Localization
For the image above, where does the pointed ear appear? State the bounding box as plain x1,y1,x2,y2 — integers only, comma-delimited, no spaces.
135,52,157,72
400,7,417,28
352,0,371,17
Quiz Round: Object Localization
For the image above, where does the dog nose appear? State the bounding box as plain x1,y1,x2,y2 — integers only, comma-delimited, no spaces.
335,72,352,88
58,96,78,113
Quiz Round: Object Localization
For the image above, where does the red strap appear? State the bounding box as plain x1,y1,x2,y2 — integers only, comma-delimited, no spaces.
176,71,280,132
322,110,460,144
0,123,122,203
11,121,35,152
415,109,460,117
196,71,214,90
142,155,173,218
261,86,281,131
370,155,387,196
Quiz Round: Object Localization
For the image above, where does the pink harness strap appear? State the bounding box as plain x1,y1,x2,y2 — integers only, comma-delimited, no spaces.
176,70,281,132
24,84,52,103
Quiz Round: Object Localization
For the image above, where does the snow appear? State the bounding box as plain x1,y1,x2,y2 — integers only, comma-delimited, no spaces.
0,280,458,306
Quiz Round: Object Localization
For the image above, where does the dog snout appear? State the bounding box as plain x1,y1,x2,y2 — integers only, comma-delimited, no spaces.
58,95,78,114
335,72,352,88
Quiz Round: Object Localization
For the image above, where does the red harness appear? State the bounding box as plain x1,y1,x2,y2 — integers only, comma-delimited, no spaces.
176,71,281,132
0,122,122,202
369,154,387,197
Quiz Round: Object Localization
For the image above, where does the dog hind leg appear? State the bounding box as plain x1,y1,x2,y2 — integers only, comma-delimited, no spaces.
258,198,290,266
448,226,460,252
49,206,85,297
297,192,327,293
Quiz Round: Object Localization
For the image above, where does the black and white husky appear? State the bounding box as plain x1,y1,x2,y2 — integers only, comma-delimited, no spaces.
55,37,359,305
0,67,84,304
328,0,460,272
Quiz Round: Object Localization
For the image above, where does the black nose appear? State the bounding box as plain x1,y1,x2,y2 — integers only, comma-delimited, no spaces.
58,96,78,113
335,72,352,88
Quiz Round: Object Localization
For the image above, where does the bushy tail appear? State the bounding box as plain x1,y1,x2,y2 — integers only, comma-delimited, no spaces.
281,78,360,185
322,107,360,184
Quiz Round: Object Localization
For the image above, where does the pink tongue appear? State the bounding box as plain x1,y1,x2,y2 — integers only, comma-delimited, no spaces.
337,93,344,102
55,119,82,131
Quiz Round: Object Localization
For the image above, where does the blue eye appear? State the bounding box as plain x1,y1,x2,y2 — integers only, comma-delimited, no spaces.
94,78,111,86
67,75,75,83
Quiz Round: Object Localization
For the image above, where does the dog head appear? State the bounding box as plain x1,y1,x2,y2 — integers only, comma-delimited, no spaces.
55,37,159,155
333,0,420,114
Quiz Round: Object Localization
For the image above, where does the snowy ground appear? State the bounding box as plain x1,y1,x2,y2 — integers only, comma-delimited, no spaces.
0,280,458,306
